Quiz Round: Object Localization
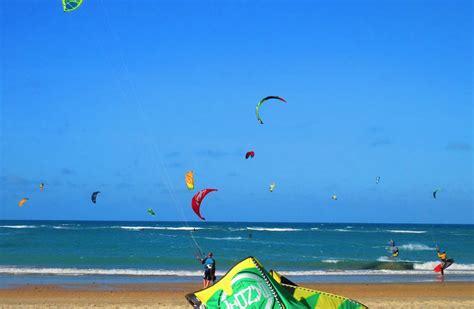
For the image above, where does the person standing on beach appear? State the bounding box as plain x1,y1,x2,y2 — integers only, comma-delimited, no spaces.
198,252,216,288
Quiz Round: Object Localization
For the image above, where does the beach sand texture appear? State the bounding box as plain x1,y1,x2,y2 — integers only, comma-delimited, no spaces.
0,282,473,308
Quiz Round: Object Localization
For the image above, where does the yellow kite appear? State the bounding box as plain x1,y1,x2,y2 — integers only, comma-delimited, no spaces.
19,198,29,208
185,171,194,190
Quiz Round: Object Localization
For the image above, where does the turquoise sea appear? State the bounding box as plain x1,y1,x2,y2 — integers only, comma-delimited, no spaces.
1,221,473,286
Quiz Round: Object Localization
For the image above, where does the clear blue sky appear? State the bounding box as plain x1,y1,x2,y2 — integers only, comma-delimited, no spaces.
1,0,472,223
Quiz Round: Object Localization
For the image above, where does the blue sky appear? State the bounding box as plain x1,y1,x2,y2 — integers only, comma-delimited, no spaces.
1,0,472,223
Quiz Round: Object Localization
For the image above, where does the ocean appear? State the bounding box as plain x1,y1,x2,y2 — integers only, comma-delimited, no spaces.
0,221,473,286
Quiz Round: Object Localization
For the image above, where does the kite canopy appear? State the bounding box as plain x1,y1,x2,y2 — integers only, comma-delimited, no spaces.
18,198,29,208
331,195,337,200
62,0,83,12
256,96,287,124
375,176,380,184
147,208,156,216
191,188,217,221
186,256,367,309
91,191,100,204
269,182,276,192
433,189,439,199
185,171,194,190
39,183,44,192
245,151,255,159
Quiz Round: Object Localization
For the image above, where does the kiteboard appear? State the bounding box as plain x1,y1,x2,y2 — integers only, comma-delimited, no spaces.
434,259,454,272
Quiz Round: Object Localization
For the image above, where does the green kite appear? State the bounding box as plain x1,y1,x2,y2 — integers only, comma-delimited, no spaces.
62,0,83,12
186,256,367,308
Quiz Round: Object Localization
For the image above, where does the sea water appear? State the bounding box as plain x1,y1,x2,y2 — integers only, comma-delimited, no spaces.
0,221,473,286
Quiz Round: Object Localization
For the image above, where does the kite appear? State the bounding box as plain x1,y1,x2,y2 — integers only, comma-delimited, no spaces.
185,171,194,190
62,0,83,12
91,191,100,204
191,188,217,221
269,182,276,192
245,151,255,159
331,195,337,200
39,183,44,192
256,96,287,124
433,189,440,199
18,198,28,208
375,176,380,184
147,208,156,216
186,257,367,309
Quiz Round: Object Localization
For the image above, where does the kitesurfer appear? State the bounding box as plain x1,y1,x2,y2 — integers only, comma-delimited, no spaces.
436,247,454,276
198,252,216,288
389,240,399,258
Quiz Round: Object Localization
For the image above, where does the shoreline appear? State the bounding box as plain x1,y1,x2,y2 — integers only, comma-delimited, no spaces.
0,282,473,308
1,272,473,288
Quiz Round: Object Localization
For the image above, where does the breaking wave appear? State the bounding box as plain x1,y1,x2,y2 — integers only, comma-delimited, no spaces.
386,230,426,234
246,227,303,232
399,244,435,251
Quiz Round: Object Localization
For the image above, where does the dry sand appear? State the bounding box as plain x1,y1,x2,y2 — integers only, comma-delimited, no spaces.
0,282,473,308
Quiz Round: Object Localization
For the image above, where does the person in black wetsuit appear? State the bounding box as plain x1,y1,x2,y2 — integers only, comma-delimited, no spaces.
198,252,216,288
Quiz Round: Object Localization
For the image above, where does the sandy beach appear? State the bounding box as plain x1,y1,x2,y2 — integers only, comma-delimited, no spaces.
0,282,473,308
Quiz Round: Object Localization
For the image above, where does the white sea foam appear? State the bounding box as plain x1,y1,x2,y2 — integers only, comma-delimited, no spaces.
386,230,426,234
399,244,435,251
278,269,474,276
203,237,243,241
0,225,37,229
119,226,202,231
246,227,302,232
310,228,319,230
414,261,474,272
322,259,340,264
0,267,220,277
1,265,473,277
334,229,351,232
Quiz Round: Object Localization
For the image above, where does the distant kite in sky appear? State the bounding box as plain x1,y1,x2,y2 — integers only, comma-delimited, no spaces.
331,195,338,201
256,96,287,124
91,191,101,204
192,188,218,221
62,0,83,12
245,151,255,159
269,182,276,192
433,189,440,199
39,183,44,192
147,208,156,216
185,171,194,190
19,198,29,208
375,177,380,184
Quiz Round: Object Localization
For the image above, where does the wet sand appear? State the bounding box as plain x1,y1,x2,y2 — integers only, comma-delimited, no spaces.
0,282,473,308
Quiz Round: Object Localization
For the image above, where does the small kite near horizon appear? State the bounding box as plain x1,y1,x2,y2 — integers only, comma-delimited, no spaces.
19,198,29,208
91,191,101,204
